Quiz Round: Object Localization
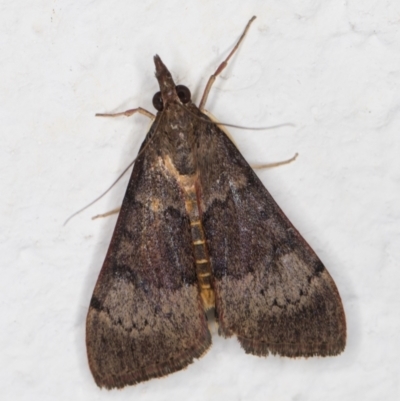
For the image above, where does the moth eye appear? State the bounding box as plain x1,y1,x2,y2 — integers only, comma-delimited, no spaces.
152,91,163,111
176,85,191,104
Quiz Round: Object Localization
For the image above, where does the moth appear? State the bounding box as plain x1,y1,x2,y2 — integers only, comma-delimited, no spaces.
86,17,346,389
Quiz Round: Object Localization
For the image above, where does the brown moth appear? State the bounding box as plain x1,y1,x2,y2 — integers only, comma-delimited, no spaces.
86,16,346,389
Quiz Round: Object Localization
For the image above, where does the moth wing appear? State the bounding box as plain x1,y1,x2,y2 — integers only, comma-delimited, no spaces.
86,130,211,389
197,119,346,357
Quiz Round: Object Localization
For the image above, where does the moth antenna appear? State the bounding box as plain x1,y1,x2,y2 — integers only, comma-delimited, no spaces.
208,121,294,131
63,113,165,226
63,159,135,226
176,102,294,130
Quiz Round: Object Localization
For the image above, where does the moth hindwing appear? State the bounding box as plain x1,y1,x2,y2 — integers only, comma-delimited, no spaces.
86,17,346,389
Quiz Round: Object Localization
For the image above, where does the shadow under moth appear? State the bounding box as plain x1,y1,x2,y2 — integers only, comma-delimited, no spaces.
86,16,346,389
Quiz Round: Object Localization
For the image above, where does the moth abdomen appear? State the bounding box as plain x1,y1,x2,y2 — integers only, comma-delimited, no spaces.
162,151,215,310
185,186,214,310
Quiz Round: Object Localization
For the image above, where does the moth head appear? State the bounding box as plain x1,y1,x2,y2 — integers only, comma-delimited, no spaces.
153,55,191,111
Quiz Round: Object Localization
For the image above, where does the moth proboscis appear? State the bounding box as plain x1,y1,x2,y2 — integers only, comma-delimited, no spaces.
86,16,346,389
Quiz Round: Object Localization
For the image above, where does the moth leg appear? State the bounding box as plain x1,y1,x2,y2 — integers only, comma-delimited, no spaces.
199,16,256,111
96,107,155,120
92,207,121,220
91,207,121,220
252,153,298,169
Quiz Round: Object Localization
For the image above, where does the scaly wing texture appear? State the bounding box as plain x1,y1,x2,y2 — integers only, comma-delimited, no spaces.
86,127,211,389
196,116,346,357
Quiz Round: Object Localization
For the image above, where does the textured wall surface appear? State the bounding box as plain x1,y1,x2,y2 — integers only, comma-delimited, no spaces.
1,1,399,400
